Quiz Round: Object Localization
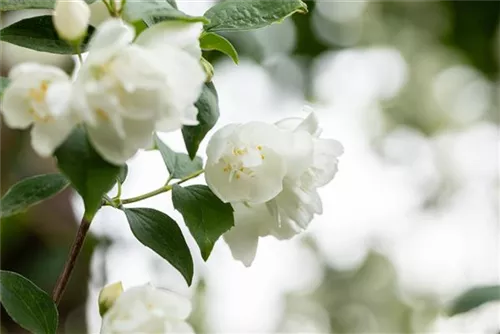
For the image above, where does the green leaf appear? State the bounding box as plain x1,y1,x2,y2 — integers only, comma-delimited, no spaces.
204,0,308,32
154,135,203,180
182,82,219,159
124,208,194,285
1,77,10,99
0,270,58,334
55,127,122,220
0,174,69,219
0,16,95,54
124,0,208,25
165,0,177,9
172,185,234,261
117,165,128,184
0,0,95,10
200,32,239,64
448,285,500,316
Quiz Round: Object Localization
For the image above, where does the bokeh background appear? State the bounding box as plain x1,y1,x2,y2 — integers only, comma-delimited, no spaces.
1,1,499,333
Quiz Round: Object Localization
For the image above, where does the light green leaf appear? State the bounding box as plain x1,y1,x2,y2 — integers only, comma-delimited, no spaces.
124,208,194,285
0,270,58,334
154,135,203,180
0,174,69,218
200,32,239,64
172,185,234,261
1,77,10,99
449,285,500,316
204,0,308,32
182,82,219,159
55,127,122,220
0,16,95,54
124,0,208,25
0,0,95,10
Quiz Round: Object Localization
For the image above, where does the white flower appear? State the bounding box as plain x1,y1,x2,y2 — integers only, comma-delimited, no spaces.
221,111,344,266
1,63,76,157
53,0,91,41
73,19,205,164
100,284,194,334
205,122,293,204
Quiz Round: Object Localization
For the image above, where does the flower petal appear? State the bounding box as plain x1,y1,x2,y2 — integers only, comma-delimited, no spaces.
88,18,135,57
1,82,33,129
87,117,155,164
223,222,260,267
312,138,344,187
45,81,72,118
135,21,203,59
30,117,77,157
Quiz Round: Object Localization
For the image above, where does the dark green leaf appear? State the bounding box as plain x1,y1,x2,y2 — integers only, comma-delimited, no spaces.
204,0,308,32
172,185,234,261
0,0,95,10
0,270,58,334
1,77,10,99
0,174,68,218
154,135,203,180
200,32,239,64
0,16,95,54
448,285,500,316
124,0,208,25
55,127,122,220
124,208,194,285
182,82,219,159
117,165,128,184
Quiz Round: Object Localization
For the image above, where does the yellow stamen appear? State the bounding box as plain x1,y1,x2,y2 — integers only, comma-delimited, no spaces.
96,108,109,121
257,145,262,151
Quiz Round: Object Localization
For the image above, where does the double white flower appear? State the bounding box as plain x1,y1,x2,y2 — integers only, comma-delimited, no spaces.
74,19,205,164
100,284,194,334
1,18,205,165
205,111,344,266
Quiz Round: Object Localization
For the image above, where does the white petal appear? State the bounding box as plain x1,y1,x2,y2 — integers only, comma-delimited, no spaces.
223,223,259,267
276,111,320,136
151,45,205,116
135,21,203,59
1,83,33,129
45,81,72,118
206,124,240,162
168,321,195,334
88,18,134,56
238,122,289,153
312,138,344,187
205,160,251,203
247,148,286,203
87,117,155,165
30,117,77,157
281,130,314,179
9,63,68,81
180,105,199,126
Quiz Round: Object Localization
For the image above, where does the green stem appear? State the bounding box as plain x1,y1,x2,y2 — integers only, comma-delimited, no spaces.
120,170,204,205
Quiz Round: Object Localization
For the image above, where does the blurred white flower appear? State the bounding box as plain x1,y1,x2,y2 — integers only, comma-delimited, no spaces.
100,284,194,334
73,19,204,164
53,0,91,41
205,122,290,204
217,110,343,266
1,63,76,157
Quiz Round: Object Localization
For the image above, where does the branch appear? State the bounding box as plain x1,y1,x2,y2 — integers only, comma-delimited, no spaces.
52,216,92,305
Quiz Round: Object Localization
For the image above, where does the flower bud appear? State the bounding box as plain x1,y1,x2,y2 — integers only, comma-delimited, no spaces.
53,0,91,41
98,282,123,316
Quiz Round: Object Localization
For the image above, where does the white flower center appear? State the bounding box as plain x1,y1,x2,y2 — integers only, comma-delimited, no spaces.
222,145,265,181
28,80,54,123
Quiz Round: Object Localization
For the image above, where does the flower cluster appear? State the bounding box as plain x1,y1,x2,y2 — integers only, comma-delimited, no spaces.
205,109,344,266
1,0,205,165
100,283,194,334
